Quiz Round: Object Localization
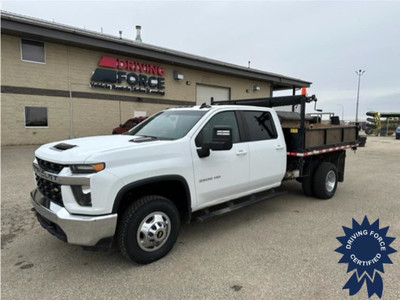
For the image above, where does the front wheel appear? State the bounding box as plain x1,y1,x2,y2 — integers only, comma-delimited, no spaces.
117,195,180,264
313,162,338,199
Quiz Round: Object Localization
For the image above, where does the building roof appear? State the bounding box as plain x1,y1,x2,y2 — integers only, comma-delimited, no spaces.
1,11,311,90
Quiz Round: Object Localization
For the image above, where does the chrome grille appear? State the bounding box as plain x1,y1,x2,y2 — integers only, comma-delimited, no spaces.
36,157,65,174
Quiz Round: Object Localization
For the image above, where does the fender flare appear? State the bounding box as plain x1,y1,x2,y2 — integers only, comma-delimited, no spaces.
112,175,192,221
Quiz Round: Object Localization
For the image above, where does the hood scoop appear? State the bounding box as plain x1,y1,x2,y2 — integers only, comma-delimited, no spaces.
53,143,77,151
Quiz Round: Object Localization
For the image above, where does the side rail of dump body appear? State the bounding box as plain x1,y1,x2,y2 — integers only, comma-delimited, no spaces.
285,125,359,153
284,124,359,182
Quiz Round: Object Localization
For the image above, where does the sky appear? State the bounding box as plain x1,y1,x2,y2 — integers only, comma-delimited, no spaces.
2,0,400,120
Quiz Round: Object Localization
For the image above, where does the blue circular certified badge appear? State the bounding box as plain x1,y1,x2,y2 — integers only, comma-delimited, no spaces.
336,216,396,298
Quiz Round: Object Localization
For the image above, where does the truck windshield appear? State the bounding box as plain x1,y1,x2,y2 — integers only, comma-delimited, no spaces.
126,110,207,140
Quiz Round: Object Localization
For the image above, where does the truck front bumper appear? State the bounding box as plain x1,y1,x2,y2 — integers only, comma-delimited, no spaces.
31,188,117,246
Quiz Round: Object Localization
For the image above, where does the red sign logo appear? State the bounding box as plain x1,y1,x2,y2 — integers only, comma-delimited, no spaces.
90,56,166,95
98,56,165,76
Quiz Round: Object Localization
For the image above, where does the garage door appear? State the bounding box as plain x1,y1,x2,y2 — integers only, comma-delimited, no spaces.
196,84,230,105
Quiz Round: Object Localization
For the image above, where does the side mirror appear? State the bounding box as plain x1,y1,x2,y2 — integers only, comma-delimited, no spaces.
119,124,123,127
207,126,233,150
197,126,233,158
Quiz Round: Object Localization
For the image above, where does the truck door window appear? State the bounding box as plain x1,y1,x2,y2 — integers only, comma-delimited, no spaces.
196,111,240,146
242,111,277,141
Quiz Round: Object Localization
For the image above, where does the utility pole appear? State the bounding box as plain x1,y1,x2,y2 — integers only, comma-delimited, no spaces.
355,69,365,123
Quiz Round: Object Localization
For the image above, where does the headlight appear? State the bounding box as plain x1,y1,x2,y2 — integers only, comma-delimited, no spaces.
70,163,105,174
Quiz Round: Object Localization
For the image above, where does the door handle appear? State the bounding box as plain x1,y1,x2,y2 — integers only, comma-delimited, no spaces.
236,149,248,156
275,145,284,150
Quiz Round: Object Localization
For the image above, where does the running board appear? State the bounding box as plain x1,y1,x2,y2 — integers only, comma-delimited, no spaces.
194,189,286,222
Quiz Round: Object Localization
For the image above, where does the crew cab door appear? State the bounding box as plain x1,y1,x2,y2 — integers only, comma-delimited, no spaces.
239,110,286,190
191,111,249,209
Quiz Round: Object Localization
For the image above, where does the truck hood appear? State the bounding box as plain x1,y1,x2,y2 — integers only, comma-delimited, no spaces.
35,135,161,164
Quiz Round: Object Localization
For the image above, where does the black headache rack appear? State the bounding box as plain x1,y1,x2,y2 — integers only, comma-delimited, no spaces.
211,95,359,153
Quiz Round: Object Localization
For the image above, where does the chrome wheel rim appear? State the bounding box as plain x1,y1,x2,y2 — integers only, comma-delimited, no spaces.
137,211,171,252
325,170,336,192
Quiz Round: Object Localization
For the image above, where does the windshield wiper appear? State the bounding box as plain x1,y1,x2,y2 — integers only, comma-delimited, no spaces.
137,135,176,141
129,135,159,143
130,135,175,142
137,135,159,139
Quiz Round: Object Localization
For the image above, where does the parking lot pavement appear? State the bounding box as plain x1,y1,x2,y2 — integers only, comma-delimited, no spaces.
1,137,399,300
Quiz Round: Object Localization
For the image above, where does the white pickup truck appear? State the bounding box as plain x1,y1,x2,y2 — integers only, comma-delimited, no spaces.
31,95,359,264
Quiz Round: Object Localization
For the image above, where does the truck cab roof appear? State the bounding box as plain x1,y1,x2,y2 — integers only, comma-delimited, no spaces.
168,104,274,113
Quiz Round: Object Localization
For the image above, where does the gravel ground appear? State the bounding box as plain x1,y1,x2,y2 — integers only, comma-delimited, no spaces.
1,136,399,299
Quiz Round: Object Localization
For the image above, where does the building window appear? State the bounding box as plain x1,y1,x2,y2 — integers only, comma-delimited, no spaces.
21,39,45,63
25,106,48,127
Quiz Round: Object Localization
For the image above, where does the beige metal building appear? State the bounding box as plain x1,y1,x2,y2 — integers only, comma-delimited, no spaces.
1,11,311,145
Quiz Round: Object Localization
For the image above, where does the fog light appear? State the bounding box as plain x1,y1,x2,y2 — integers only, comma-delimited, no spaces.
81,185,91,194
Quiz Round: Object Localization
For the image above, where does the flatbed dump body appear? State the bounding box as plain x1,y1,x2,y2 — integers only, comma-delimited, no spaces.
283,124,358,153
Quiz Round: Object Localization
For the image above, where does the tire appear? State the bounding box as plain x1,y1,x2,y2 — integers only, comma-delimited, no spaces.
313,162,338,200
358,136,367,147
365,127,373,135
366,111,378,117
302,175,314,196
301,162,316,197
117,195,180,264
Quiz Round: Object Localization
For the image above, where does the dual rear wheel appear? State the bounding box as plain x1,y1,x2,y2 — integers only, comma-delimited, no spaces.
301,162,338,199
